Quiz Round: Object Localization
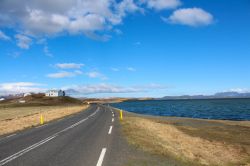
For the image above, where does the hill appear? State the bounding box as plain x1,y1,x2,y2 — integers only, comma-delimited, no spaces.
0,93,83,108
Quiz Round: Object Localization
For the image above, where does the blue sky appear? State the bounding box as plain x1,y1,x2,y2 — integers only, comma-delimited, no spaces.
0,0,250,97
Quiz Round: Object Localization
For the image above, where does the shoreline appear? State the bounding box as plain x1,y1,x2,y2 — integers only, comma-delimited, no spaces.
112,106,250,166
111,106,250,123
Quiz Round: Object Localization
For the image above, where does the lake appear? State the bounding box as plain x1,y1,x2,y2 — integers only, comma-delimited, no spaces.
111,98,250,120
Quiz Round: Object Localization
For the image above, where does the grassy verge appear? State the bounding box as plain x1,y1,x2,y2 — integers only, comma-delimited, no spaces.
0,105,89,136
121,114,250,166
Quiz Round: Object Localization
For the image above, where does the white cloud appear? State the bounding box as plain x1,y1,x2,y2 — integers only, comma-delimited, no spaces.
47,70,82,78
116,0,142,18
83,31,111,41
0,0,141,39
0,1,215,44
0,82,45,95
44,45,53,57
55,63,84,69
68,14,106,34
167,8,214,27
15,34,32,49
113,29,123,35
141,0,181,10
0,30,11,40
86,71,108,80
229,88,250,93
127,67,136,71
36,38,47,44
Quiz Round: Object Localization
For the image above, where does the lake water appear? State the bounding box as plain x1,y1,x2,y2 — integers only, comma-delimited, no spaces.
111,99,250,121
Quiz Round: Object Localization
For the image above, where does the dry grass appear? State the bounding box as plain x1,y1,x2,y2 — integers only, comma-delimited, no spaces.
0,105,89,136
122,116,250,166
0,106,68,121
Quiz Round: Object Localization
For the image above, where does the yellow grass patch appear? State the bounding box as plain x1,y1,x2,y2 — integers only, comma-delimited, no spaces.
0,105,89,135
122,117,250,166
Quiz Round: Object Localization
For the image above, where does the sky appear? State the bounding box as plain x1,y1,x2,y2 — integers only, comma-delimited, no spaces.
0,0,250,98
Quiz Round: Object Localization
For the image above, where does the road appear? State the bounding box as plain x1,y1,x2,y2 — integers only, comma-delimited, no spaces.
0,104,126,166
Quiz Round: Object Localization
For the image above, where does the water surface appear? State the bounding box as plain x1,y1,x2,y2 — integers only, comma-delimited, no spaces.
111,99,250,120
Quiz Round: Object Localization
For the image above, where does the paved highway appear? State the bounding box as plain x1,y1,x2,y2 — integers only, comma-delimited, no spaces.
0,104,125,166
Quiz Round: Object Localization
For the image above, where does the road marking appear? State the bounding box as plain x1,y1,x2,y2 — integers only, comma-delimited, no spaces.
96,148,107,166
112,114,114,117
35,124,48,129
108,126,113,134
89,107,100,117
0,107,100,166
0,134,17,143
6,134,16,138
0,135,56,166
112,118,114,122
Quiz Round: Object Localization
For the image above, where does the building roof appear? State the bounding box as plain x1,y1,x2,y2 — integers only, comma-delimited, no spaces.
46,90,63,93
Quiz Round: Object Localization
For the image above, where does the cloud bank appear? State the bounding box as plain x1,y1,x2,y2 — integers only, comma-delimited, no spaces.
0,0,214,49
0,82,45,95
63,83,167,95
0,0,142,37
0,81,167,96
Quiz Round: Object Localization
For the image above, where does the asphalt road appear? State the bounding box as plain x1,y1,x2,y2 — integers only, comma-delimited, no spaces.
0,104,124,166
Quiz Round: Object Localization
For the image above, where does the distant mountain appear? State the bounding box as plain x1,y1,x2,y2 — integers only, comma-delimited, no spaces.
214,92,250,98
161,92,250,100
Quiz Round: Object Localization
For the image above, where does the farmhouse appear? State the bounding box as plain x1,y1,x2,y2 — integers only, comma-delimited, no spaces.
45,90,65,97
24,93,31,97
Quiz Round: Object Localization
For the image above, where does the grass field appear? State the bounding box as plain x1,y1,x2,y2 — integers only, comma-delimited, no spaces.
0,105,89,136
121,112,250,166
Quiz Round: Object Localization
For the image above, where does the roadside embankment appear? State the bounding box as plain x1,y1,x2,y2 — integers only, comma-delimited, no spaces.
119,109,250,166
0,105,89,136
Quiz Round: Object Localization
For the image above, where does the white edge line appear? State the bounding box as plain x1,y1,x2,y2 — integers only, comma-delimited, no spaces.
6,134,16,138
0,107,100,165
0,134,17,143
96,148,107,166
35,124,48,129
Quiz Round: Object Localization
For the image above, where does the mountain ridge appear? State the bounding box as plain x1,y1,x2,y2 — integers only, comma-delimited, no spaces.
160,92,250,100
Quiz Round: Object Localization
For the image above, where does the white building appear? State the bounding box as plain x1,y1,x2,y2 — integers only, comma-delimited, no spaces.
18,100,26,103
24,93,31,97
0,98,5,101
45,90,65,97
